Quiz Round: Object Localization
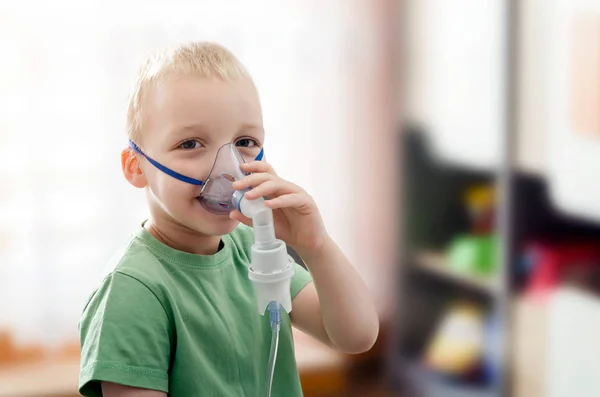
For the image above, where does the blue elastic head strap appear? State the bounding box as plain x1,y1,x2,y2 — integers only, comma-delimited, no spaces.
128,140,264,186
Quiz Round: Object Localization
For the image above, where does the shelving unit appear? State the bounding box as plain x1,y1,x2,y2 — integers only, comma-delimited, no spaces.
412,251,498,295
392,1,600,396
399,360,496,397
391,128,502,396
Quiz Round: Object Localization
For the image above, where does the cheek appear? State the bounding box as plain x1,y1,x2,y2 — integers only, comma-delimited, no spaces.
182,161,213,181
171,156,214,183
146,168,198,202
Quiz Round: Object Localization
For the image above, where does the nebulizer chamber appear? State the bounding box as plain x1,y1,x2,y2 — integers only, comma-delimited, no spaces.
236,195,295,313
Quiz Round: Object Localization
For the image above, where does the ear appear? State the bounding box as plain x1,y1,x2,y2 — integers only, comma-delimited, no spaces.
121,148,147,188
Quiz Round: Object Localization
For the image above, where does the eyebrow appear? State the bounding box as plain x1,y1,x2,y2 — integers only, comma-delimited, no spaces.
239,123,265,135
173,122,264,136
172,123,211,137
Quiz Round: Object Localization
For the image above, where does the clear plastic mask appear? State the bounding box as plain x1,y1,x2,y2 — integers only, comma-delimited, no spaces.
128,140,264,215
199,142,258,214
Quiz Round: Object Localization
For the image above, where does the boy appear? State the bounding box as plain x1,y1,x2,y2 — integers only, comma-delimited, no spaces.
79,42,378,397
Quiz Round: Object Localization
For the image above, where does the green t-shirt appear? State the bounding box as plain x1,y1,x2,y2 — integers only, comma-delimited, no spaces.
79,223,312,397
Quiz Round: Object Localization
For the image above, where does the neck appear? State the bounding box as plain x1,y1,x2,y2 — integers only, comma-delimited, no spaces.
144,216,222,255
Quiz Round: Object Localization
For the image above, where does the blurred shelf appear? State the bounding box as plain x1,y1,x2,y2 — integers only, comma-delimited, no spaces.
413,251,499,295
0,359,79,397
398,359,497,397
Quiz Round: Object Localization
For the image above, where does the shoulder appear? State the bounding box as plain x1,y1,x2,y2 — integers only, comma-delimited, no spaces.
116,235,169,277
81,236,172,318
78,239,172,396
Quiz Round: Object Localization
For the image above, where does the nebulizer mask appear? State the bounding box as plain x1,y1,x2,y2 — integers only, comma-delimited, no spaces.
129,139,294,397
128,140,262,213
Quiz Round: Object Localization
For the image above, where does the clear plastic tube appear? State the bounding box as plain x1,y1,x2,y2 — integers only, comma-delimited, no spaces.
265,301,282,397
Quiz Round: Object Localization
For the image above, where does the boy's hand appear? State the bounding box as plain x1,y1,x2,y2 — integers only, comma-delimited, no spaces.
232,161,380,356
230,161,329,255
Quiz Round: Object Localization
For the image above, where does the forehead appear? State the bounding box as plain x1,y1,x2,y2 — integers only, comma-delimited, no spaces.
142,75,263,144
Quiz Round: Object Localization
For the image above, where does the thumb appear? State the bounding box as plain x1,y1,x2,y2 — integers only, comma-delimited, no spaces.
229,210,253,227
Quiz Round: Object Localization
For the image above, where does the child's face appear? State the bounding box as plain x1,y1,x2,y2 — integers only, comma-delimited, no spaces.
137,75,264,236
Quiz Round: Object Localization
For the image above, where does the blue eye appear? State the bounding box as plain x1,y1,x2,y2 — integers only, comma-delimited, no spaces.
180,140,202,150
236,138,258,148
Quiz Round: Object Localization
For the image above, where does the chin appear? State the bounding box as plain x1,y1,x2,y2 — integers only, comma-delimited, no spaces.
205,217,240,236
185,213,239,237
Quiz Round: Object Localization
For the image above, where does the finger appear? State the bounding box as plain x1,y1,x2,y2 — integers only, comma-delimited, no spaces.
229,209,253,227
232,172,274,191
264,193,309,210
240,161,277,176
245,179,302,200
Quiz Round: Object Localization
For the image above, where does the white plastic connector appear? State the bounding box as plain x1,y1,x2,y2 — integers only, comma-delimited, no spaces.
237,195,295,314
239,197,277,250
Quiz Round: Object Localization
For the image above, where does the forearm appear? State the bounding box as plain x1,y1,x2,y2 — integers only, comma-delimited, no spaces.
297,237,379,354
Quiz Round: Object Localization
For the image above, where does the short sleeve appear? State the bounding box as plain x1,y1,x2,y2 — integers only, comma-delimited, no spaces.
79,271,171,397
290,261,312,298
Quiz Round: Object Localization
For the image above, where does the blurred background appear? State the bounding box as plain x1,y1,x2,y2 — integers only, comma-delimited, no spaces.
397,0,600,397
0,0,398,396
2,0,600,396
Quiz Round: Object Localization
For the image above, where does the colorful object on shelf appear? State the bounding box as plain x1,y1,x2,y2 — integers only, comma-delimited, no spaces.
464,185,495,235
522,241,600,302
447,234,498,276
481,312,501,387
422,301,485,377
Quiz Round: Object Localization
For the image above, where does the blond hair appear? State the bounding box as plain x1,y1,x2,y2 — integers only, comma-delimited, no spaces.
126,42,251,144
